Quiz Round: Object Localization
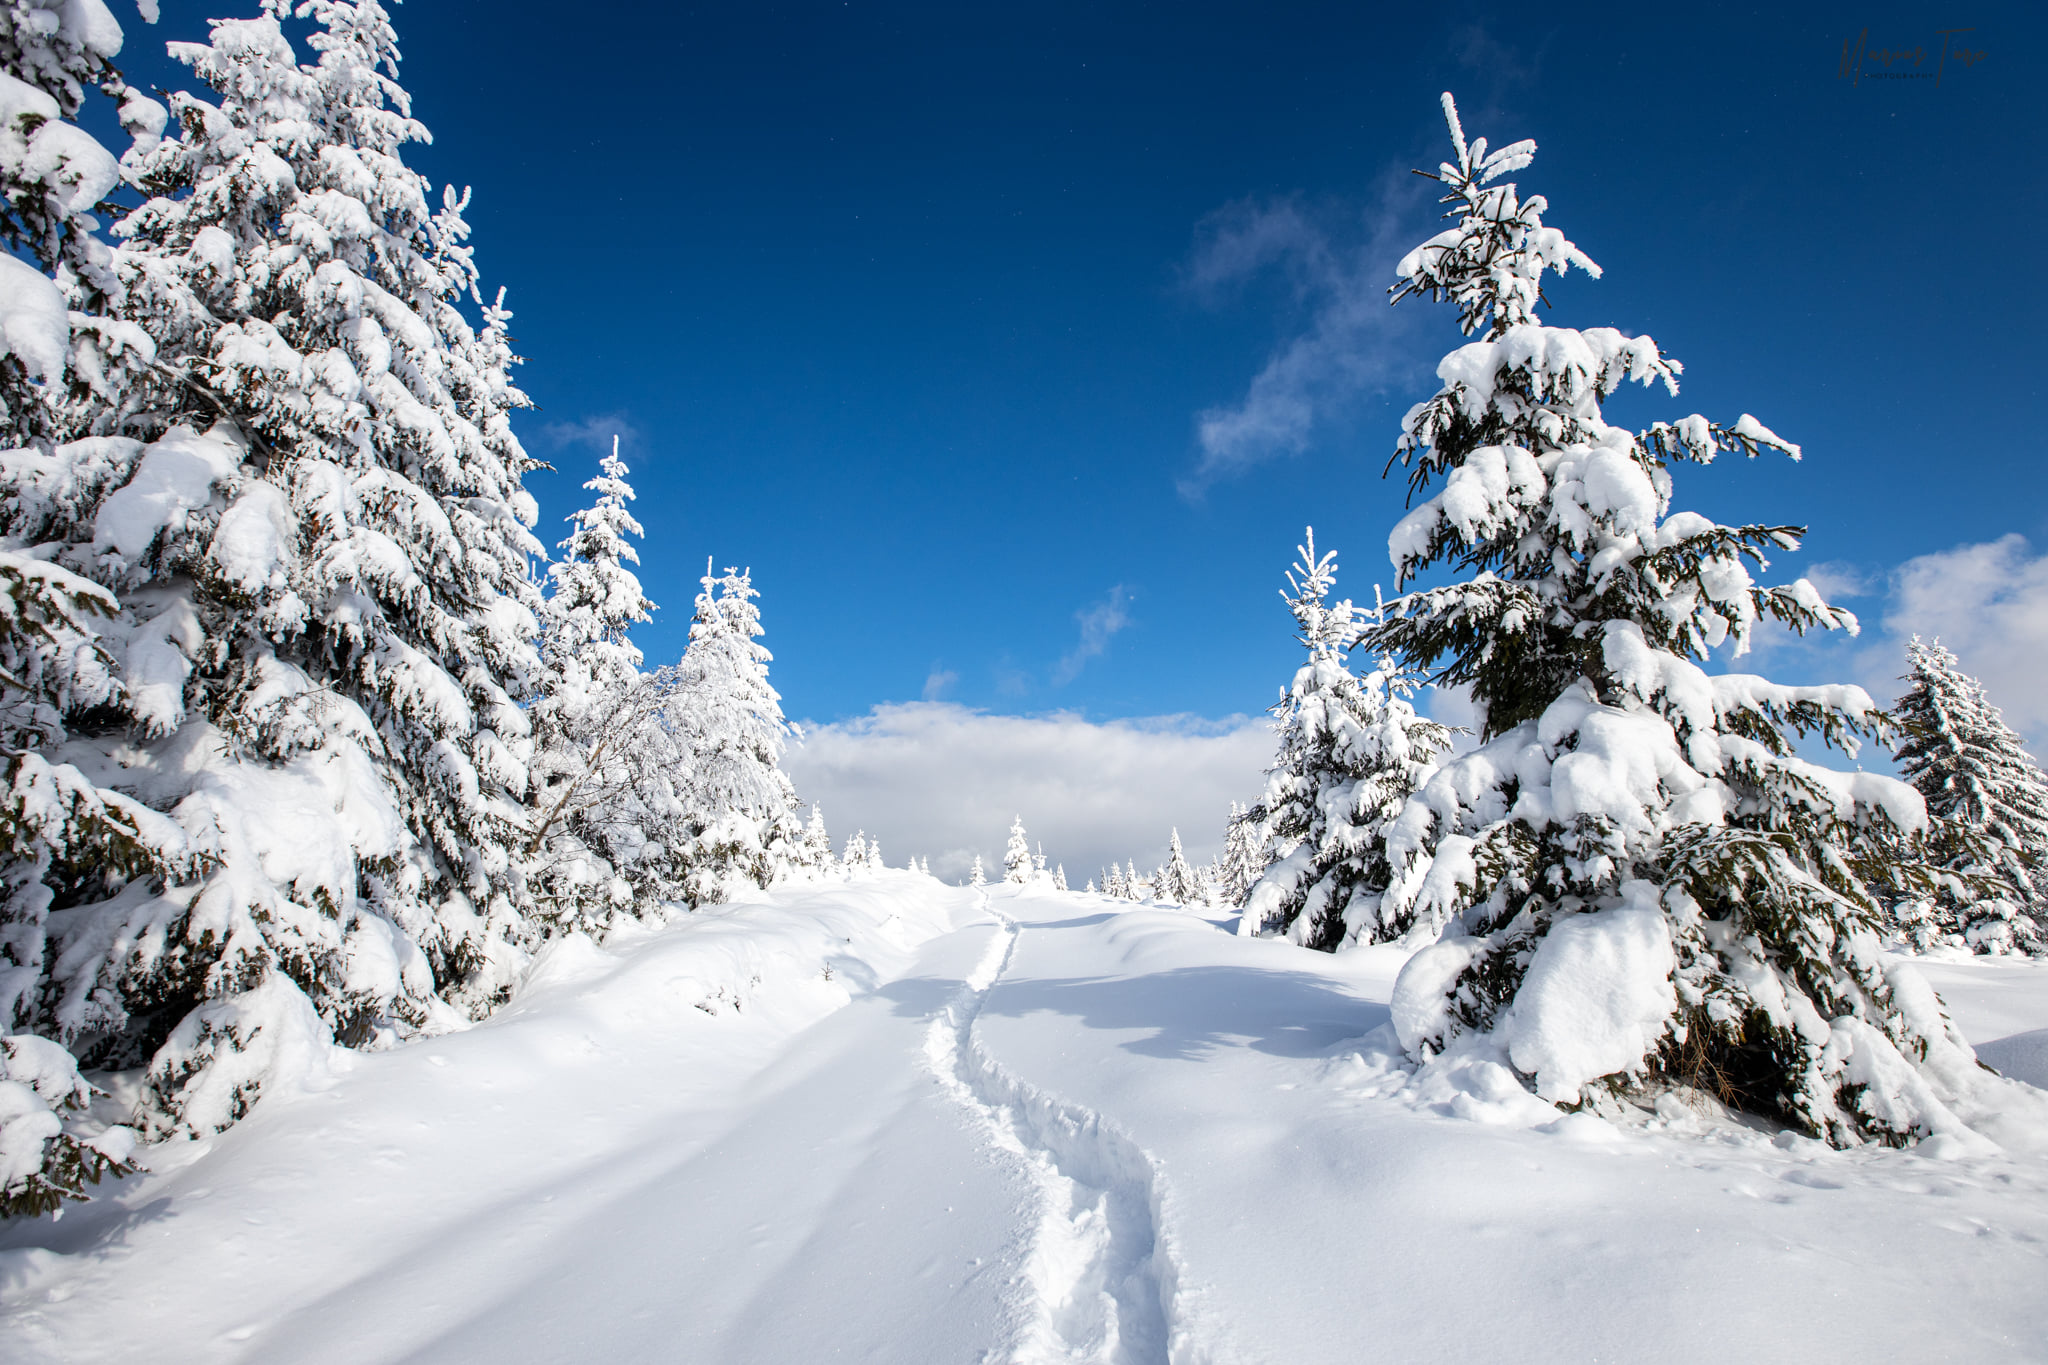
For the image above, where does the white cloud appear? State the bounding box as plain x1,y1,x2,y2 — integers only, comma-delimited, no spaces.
1745,535,2048,748
1053,586,1133,685
783,703,1272,884
920,668,959,701
1873,535,2048,740
1179,173,1435,495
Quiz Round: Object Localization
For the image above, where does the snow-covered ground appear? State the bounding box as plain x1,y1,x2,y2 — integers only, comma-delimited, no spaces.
5,876,2048,1363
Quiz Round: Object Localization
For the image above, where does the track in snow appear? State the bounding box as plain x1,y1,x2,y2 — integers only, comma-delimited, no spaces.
923,896,1195,1365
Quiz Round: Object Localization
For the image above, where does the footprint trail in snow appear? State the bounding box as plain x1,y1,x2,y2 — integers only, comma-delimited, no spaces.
925,894,1187,1365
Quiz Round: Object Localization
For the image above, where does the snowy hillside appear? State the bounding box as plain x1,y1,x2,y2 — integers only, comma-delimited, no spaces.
6,877,2046,1364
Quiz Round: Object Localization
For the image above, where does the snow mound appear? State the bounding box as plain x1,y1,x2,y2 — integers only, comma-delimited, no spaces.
1503,890,1677,1102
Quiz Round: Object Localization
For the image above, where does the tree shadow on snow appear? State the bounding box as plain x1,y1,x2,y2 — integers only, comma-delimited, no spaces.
882,965,1388,1062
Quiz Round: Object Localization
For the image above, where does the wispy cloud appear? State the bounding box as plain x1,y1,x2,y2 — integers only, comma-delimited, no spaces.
1054,585,1134,685
1802,559,1877,602
921,667,959,701
1180,171,1436,496
538,412,643,459
1448,21,1547,112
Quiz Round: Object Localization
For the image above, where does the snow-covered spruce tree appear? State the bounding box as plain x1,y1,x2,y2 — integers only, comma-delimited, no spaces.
526,439,683,933
801,804,831,872
1003,815,1031,884
1156,829,1201,905
1053,863,1067,892
841,829,866,873
1242,533,1452,948
864,835,883,872
671,563,807,905
1368,94,1970,1146
0,0,551,1170
0,0,185,1213
1215,801,1267,913
969,854,985,888
1889,637,2048,954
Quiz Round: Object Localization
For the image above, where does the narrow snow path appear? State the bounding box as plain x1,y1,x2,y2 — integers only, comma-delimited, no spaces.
924,893,1177,1365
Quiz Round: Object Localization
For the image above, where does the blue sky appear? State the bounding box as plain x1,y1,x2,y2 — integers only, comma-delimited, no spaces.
110,2,2047,872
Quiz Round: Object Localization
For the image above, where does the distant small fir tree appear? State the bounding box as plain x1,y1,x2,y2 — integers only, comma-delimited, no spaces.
1157,829,1202,905
1004,816,1033,884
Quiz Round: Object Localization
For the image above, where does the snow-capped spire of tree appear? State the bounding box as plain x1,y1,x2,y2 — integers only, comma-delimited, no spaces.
1003,815,1032,884
1242,534,1452,947
1365,93,1971,1147
1889,637,2048,954
546,437,650,685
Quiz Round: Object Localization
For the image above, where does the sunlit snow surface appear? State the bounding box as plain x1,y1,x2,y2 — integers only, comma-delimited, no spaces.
5,876,2048,1363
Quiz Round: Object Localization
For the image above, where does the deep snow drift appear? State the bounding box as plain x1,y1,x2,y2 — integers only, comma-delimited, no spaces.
5,876,2048,1363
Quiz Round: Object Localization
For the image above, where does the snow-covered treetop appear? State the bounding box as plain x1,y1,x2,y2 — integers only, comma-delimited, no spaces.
1282,528,1358,663
1375,93,1855,742
1895,635,2048,861
546,435,651,686
1390,92,1598,340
